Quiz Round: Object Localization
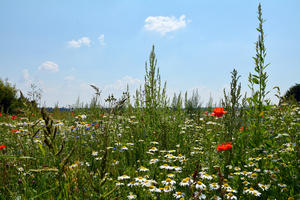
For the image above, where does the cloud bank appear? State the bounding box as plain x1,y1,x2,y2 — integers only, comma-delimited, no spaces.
144,15,188,35
68,37,91,48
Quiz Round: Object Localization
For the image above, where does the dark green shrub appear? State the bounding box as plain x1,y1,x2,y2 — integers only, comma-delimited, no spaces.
283,83,300,103
0,78,21,113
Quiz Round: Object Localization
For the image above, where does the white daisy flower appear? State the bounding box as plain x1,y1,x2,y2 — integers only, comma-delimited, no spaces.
150,158,159,164
135,176,146,182
201,173,213,180
195,181,206,190
245,187,261,197
162,178,176,185
149,147,158,152
118,174,130,180
163,185,175,192
225,192,237,200
179,177,192,186
173,191,185,199
116,181,124,186
209,182,220,190
127,193,136,199
139,166,149,172
258,183,270,191
91,151,98,156
222,183,232,190
167,173,175,178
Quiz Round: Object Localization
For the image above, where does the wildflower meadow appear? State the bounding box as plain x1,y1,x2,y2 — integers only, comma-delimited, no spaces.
0,3,299,200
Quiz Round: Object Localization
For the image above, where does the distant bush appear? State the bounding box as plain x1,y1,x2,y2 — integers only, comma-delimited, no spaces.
283,83,300,103
0,78,21,113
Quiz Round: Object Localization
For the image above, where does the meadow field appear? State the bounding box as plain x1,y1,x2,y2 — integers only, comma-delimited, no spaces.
0,3,299,200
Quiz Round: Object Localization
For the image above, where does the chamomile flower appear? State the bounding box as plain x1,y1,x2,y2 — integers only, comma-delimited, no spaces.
258,183,270,191
135,176,146,182
165,153,176,159
167,173,175,178
177,153,185,160
118,174,130,180
195,181,206,190
127,193,136,199
254,168,261,172
222,183,232,190
163,185,175,192
255,157,262,161
91,151,98,156
173,191,185,199
250,172,258,179
244,187,261,197
142,179,153,187
225,192,237,200
139,166,149,172
209,182,220,190
211,195,221,200
151,141,159,145
162,178,176,185
149,147,158,152
278,183,287,188
148,185,156,192
150,158,159,164
121,146,128,150
242,180,250,186
201,173,213,180
179,177,191,186
226,165,233,169
127,181,138,187
116,181,124,186
174,166,182,171
160,164,170,169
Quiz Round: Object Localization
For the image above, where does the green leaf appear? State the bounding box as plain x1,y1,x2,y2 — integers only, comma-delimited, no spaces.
38,142,46,157
252,78,259,84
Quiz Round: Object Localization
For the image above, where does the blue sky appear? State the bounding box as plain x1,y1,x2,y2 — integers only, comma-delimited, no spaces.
1,0,299,107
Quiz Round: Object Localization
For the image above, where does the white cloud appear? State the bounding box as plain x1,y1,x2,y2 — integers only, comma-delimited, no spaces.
64,75,75,81
98,34,105,46
144,15,188,35
104,76,142,91
38,61,59,73
68,37,91,48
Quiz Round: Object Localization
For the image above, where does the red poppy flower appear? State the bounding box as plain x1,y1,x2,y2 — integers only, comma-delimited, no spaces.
224,142,232,150
72,112,75,115
10,129,19,133
11,115,17,120
217,142,232,151
0,145,6,150
240,126,244,131
217,144,226,151
0,112,2,117
211,107,227,117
